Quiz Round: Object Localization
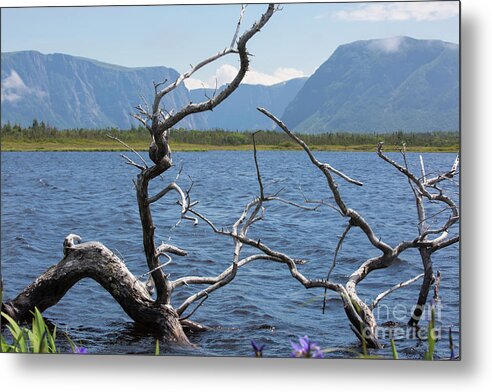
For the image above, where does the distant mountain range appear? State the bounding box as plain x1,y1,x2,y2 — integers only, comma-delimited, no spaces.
1,37,459,133
189,78,306,131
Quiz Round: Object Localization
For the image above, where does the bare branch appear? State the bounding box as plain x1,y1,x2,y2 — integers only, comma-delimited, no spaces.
377,142,420,185
172,254,278,290
370,273,425,310
186,208,223,234
419,155,427,183
120,154,146,171
131,113,151,131
156,243,188,257
179,293,209,321
252,131,265,200
323,222,352,313
174,243,343,317
433,270,441,301
153,79,168,94
378,142,459,243
257,107,363,187
430,235,460,253
230,4,247,49
137,259,172,280
266,196,321,211
147,181,187,209
106,134,148,168
425,155,459,187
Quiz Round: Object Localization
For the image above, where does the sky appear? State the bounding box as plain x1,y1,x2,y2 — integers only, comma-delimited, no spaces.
1,1,460,88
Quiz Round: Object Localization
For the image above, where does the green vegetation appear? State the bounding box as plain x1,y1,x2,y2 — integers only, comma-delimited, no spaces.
1,120,459,152
1,307,87,354
1,308,58,353
0,306,65,353
424,303,437,360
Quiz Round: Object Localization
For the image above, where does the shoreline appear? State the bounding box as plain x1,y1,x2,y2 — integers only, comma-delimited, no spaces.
1,142,459,153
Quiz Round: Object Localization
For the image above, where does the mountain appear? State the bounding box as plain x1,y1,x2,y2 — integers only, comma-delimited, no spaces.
2,38,459,133
1,50,204,129
281,37,459,133
189,77,306,131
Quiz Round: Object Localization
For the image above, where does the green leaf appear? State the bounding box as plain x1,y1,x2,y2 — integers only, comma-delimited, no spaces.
48,326,57,353
155,339,160,356
11,330,29,353
66,333,77,353
37,331,48,353
1,334,15,353
1,308,59,353
390,339,399,360
1,311,22,338
425,305,436,360
2,312,28,352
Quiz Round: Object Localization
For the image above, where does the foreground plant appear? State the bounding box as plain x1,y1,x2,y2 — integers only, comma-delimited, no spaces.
1,307,57,353
251,340,265,357
1,306,87,354
291,336,324,358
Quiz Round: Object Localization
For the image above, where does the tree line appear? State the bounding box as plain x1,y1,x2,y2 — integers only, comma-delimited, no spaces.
1,120,459,147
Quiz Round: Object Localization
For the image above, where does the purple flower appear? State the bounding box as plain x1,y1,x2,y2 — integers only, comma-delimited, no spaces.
290,336,324,358
251,340,265,357
73,346,88,354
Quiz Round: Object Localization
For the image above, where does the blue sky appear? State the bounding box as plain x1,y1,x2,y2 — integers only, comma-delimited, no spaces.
1,1,460,87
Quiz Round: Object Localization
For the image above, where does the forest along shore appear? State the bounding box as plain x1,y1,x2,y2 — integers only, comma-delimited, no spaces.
0,123,459,152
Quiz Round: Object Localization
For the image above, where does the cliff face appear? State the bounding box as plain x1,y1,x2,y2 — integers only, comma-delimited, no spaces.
1,51,203,129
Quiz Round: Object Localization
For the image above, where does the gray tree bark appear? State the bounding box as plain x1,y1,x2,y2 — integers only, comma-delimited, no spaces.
2,239,188,342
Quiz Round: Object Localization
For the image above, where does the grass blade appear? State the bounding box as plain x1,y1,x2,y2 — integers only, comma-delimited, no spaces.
390,339,399,360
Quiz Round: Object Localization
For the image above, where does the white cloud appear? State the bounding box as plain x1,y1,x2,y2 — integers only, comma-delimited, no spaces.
334,2,459,22
213,64,241,87
183,77,209,90
1,70,46,103
184,64,306,90
1,70,28,103
368,36,405,53
3,70,27,90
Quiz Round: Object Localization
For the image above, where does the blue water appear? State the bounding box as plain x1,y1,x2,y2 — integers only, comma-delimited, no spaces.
1,150,459,358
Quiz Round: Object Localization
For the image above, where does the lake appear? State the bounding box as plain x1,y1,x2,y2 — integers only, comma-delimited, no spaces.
1,150,460,358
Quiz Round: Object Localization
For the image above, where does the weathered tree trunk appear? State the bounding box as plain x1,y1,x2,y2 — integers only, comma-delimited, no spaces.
408,248,434,327
135,159,173,306
1,239,189,343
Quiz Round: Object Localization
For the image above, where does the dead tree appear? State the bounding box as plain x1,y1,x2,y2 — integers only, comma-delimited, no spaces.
1,4,277,344
253,108,459,347
176,108,459,349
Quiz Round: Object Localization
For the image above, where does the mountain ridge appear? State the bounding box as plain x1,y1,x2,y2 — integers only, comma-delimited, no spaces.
1,37,459,133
